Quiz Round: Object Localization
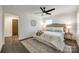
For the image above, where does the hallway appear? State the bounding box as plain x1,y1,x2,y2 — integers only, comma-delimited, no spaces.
1,36,29,53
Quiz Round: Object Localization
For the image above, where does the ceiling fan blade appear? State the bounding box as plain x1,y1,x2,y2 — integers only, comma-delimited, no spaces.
45,8,55,12
45,12,51,15
40,7,44,12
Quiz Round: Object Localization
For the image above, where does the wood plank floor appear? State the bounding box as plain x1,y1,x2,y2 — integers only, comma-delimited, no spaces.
1,36,29,53
1,35,79,53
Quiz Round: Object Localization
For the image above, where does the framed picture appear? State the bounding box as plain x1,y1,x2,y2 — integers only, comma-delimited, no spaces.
31,20,37,27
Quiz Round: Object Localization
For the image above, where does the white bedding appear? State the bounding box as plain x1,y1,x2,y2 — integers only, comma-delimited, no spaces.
36,31,65,51
43,31,64,39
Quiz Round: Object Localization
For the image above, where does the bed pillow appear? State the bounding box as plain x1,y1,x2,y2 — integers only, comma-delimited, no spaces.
46,27,55,32
46,29,54,32
46,27,64,33
54,27,64,32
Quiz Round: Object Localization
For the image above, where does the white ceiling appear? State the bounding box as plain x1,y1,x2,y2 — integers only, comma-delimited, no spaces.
3,5,79,16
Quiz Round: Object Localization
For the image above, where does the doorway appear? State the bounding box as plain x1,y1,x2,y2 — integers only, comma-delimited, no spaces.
12,19,18,36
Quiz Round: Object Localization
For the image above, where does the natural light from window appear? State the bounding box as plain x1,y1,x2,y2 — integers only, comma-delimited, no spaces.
45,20,53,25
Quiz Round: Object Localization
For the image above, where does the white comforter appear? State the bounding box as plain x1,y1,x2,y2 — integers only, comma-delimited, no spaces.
37,31,65,51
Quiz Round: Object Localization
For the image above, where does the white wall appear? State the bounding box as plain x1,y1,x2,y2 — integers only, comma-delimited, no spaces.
77,12,79,33
4,12,77,40
54,13,77,33
4,13,43,40
18,13,43,40
3,6,43,40
4,13,19,37
0,6,4,52
43,12,77,33
3,6,77,40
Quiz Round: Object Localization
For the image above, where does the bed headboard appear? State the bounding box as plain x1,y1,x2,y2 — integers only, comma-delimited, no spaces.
46,23,66,32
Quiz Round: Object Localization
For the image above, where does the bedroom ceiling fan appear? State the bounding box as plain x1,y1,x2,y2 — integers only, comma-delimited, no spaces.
40,7,55,16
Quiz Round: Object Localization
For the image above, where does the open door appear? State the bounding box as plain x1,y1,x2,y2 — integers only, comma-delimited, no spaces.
12,19,18,36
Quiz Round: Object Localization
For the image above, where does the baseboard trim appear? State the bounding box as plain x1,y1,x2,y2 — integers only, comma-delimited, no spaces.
20,36,33,41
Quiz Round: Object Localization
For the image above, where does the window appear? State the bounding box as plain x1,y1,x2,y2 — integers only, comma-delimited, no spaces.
45,20,53,25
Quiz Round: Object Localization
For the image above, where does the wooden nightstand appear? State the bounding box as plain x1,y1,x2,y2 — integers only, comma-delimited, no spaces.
64,32,73,40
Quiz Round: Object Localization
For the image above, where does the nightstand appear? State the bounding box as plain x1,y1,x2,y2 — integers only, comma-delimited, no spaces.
64,32,73,40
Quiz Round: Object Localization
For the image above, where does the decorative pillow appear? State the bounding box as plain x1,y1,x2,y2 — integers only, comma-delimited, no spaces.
36,30,44,36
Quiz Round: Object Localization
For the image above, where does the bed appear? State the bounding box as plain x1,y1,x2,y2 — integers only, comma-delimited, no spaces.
36,23,66,51
36,31,65,51
21,23,66,52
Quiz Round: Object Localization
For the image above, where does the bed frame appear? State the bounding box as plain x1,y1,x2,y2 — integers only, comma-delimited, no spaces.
46,23,66,32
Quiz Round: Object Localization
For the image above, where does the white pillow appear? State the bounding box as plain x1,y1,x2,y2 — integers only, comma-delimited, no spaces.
46,27,64,32
54,27,64,32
